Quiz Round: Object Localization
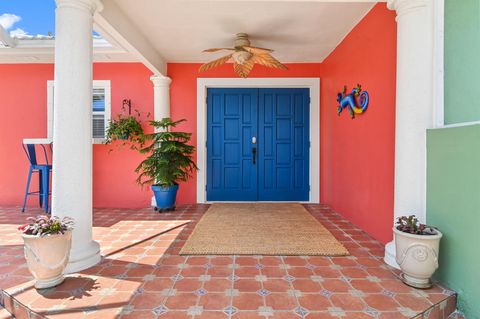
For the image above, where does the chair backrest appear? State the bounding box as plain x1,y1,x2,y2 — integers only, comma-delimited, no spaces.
22,144,49,166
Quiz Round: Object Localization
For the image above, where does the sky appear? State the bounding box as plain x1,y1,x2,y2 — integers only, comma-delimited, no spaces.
0,0,56,37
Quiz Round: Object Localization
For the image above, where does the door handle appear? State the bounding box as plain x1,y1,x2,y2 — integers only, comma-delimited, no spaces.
252,147,257,165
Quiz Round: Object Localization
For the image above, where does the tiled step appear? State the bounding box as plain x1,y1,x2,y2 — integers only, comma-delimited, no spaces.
415,293,458,319
1,290,44,319
2,286,457,319
0,304,14,319
447,310,467,319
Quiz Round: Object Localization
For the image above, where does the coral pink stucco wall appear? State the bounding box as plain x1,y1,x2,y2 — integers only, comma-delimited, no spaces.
0,3,396,243
320,3,397,243
0,63,155,208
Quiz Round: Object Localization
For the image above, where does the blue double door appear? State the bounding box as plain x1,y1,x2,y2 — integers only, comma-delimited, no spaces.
207,88,310,201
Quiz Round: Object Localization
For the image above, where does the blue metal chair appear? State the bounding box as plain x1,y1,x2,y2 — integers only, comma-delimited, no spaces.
22,144,52,213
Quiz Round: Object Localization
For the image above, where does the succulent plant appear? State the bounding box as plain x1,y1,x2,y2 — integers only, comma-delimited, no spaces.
18,215,74,237
395,215,436,235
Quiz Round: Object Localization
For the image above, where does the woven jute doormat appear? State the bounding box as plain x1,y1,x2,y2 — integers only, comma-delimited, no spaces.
180,203,349,256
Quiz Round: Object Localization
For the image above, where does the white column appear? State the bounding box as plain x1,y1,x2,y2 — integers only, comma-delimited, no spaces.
149,75,171,207
385,0,436,268
150,75,172,124
52,0,102,273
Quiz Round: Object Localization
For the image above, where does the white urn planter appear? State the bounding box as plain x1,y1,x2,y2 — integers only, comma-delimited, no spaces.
22,230,72,289
393,227,442,289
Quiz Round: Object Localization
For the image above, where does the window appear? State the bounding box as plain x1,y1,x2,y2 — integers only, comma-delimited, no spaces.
47,80,111,142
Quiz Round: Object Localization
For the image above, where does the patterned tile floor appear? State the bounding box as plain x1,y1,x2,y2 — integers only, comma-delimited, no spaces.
0,204,457,319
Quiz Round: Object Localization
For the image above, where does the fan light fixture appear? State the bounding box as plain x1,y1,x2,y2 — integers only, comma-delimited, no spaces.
199,33,287,78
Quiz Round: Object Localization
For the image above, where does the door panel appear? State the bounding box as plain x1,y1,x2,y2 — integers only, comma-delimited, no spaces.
206,88,309,201
207,88,258,201
258,88,310,201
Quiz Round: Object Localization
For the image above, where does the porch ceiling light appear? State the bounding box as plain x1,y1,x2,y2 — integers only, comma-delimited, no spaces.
199,33,287,78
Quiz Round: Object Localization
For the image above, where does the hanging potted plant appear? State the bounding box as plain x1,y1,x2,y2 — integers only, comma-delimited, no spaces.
135,118,198,212
105,99,146,146
18,215,74,289
394,215,443,289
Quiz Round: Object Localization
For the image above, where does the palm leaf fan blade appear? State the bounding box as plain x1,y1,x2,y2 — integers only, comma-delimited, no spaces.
243,46,274,54
199,54,233,72
203,48,235,52
234,59,255,78
252,53,288,70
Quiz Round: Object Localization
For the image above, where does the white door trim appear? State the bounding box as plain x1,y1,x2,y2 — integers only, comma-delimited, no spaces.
196,77,320,204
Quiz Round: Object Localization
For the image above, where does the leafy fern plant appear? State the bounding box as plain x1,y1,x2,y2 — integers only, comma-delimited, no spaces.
135,118,198,187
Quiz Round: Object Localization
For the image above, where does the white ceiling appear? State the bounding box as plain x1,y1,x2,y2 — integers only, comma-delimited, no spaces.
114,0,375,63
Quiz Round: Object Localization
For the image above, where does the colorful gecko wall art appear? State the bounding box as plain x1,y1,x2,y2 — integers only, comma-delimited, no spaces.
337,84,369,119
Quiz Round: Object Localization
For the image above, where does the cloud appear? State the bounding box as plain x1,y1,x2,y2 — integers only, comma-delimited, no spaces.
9,28,27,37
0,13,21,30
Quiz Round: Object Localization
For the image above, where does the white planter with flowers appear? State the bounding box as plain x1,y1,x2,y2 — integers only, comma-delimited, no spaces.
394,215,442,289
19,216,74,289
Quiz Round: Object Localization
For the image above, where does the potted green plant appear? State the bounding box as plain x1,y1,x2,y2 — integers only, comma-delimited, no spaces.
18,215,74,289
105,106,145,145
135,118,198,212
394,215,443,289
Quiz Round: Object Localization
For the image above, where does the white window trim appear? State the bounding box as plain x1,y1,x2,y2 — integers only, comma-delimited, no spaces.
47,80,111,143
196,77,320,204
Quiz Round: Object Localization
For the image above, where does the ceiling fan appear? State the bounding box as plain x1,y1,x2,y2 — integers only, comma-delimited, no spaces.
199,33,288,78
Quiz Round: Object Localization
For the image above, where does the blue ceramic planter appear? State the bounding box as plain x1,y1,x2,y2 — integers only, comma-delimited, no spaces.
151,184,179,210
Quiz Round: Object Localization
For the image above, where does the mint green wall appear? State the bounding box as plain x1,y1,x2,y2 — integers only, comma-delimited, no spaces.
427,124,480,318
444,0,480,124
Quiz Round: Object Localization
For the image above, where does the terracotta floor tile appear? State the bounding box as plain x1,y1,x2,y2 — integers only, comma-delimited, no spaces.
174,278,202,292
292,279,322,293
194,311,229,319
349,279,383,293
180,267,206,277
307,257,332,267
125,265,155,277
306,312,339,319
0,205,457,319
329,294,366,311
258,257,282,266
157,311,191,319
320,279,351,293
297,294,331,310
377,312,411,319
265,293,298,310
232,312,266,319
236,257,259,266
394,293,433,311
287,267,314,278
235,267,262,278
270,312,302,319
340,267,369,279
261,267,287,278
198,293,231,310
203,279,232,292
363,294,401,311
164,293,198,310
210,257,234,265
154,266,181,277
330,257,358,267
186,256,209,266
263,279,292,292
283,257,308,266
232,293,264,310
379,279,414,293
234,279,262,292
207,267,233,277
120,310,157,319
313,267,341,278
143,277,174,291
130,292,166,309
